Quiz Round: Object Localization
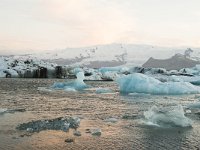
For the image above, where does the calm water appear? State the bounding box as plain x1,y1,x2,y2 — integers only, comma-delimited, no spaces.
0,78,200,150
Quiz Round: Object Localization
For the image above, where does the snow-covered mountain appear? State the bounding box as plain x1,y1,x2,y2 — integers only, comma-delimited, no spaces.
7,43,200,68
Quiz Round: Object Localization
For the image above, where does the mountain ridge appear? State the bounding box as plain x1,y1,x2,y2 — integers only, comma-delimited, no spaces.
2,43,200,68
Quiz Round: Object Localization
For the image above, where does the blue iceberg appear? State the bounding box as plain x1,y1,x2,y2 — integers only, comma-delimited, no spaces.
52,72,90,91
117,73,200,95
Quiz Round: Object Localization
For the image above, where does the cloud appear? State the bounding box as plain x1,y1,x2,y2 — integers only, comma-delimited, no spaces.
0,0,200,54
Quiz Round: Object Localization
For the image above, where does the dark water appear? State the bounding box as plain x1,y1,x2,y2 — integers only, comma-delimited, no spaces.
0,78,200,150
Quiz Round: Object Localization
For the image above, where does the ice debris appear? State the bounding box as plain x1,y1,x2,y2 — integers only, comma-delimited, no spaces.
91,128,102,136
96,88,113,94
187,102,200,109
0,108,8,115
99,66,129,74
143,105,192,127
37,87,52,92
65,138,74,143
104,117,118,123
73,130,81,136
0,108,25,115
117,73,200,95
16,116,80,133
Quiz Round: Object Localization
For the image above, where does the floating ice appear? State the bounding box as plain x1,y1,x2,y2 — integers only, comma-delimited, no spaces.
52,72,90,91
73,67,84,75
37,87,52,92
96,88,113,94
117,73,200,95
166,75,200,85
101,71,120,81
64,87,77,92
99,66,129,74
73,130,81,136
104,117,118,123
187,102,200,109
91,128,102,136
0,108,7,115
17,116,80,133
143,105,192,127
85,73,102,81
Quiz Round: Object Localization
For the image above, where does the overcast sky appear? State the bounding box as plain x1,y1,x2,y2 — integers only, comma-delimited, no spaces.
0,0,200,54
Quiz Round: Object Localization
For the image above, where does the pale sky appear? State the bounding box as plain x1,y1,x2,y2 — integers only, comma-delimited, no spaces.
0,0,200,54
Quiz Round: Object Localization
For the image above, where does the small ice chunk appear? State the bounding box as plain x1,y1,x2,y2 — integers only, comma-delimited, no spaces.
62,122,70,132
70,117,81,129
143,105,192,128
96,88,112,94
0,108,7,114
91,128,102,136
73,130,81,136
187,102,200,109
26,128,33,132
37,87,52,92
65,138,74,143
104,117,118,123
185,109,192,114
64,87,76,92
51,72,91,91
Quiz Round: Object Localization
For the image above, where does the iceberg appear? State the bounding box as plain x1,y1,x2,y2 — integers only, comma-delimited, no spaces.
166,75,200,85
143,105,192,127
99,66,129,74
51,72,90,91
117,73,200,95
101,71,120,81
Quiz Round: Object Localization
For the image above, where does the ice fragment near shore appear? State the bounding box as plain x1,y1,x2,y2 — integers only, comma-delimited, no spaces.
0,108,7,115
143,105,192,127
16,116,80,133
117,73,200,95
91,128,102,136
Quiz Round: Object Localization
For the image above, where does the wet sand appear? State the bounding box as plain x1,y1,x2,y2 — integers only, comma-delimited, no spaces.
0,78,200,150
